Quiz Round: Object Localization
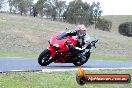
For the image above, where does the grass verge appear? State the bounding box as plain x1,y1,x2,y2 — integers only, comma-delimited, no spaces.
91,54,132,62
0,70,131,88
0,52,38,58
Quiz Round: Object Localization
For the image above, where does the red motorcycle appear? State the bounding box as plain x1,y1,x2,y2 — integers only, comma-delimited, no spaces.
38,32,98,66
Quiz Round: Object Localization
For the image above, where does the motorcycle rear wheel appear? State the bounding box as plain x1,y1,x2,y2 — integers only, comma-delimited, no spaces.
73,55,87,66
73,52,90,66
38,49,51,66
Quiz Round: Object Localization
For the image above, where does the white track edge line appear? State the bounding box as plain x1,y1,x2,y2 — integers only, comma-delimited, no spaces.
41,67,132,72
0,67,132,73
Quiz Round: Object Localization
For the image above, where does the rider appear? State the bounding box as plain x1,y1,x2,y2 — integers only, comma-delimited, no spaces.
66,24,91,52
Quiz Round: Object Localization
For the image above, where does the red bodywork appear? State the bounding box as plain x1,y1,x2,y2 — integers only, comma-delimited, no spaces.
47,32,78,63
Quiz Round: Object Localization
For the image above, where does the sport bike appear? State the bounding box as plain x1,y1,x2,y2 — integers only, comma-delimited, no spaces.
38,32,98,66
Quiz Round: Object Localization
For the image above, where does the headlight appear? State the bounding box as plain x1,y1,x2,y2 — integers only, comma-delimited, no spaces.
53,44,60,47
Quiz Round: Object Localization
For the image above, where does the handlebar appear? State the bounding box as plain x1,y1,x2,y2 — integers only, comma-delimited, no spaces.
65,37,98,49
91,39,98,48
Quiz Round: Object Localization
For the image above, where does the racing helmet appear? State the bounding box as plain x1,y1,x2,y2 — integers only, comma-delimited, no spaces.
75,24,87,37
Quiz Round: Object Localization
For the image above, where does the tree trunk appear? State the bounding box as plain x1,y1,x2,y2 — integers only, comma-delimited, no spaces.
30,7,32,16
9,8,12,14
95,16,97,29
20,10,22,15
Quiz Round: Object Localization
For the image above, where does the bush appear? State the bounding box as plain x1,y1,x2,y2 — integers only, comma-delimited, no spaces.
118,22,132,37
96,18,112,31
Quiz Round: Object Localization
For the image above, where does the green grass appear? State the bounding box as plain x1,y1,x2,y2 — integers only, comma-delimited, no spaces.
0,70,132,88
0,19,58,32
102,15,132,23
91,54,132,62
0,52,38,58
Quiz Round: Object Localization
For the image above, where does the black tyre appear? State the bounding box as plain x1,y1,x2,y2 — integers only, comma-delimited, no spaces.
73,51,90,66
84,51,90,63
38,49,51,66
73,55,87,66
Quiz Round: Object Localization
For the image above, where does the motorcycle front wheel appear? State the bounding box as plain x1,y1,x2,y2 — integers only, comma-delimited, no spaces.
38,49,52,66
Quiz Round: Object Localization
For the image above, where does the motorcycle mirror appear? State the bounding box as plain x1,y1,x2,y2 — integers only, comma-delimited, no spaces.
48,40,52,46
93,44,96,48
48,40,50,43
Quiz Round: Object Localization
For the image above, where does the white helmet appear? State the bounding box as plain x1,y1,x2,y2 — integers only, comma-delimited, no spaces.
75,24,87,37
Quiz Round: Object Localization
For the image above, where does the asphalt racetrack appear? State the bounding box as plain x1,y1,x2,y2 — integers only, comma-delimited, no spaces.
0,58,132,72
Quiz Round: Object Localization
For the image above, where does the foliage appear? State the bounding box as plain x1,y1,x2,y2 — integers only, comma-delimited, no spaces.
96,18,112,31
63,0,93,26
8,0,33,15
34,0,46,17
63,0,102,26
119,22,132,37
91,2,102,28
7,0,103,27
34,0,66,20
0,0,5,10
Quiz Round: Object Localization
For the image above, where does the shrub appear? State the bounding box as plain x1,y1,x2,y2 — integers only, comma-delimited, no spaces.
96,18,112,31
118,22,132,37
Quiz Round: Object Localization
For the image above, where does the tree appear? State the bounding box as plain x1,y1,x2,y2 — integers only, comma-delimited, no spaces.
96,18,112,31
44,0,66,20
34,0,66,20
63,0,92,26
0,0,5,10
55,0,66,19
35,0,46,17
91,2,102,28
119,22,132,37
44,0,58,20
8,0,33,15
8,0,13,13
31,6,38,17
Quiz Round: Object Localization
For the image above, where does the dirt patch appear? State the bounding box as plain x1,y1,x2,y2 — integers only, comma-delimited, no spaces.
12,29,23,33
24,34,40,43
